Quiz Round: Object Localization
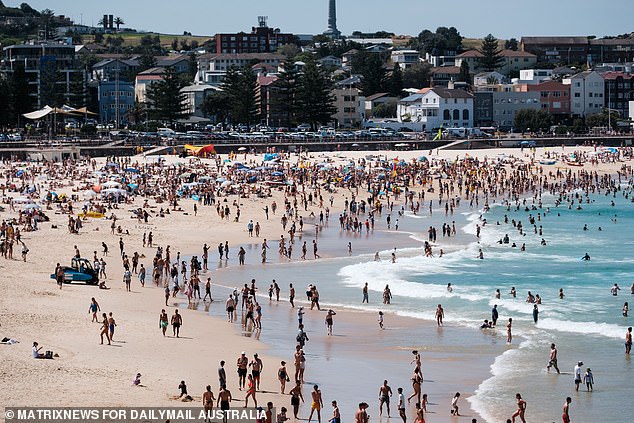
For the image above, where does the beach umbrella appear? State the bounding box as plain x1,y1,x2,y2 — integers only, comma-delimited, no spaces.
124,167,139,173
238,147,247,151
13,196,34,204
22,203,41,210
215,177,226,183
82,190,97,199
16,170,25,177
271,171,284,177
221,181,232,188
418,156,428,162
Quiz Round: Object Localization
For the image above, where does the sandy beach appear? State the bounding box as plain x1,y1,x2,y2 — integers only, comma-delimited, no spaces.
0,145,630,423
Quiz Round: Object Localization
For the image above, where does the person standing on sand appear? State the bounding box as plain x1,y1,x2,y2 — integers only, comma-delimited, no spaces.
289,283,295,308
159,309,168,336
171,309,182,338
507,318,513,343
547,343,561,374
355,403,369,423
562,397,571,423
99,313,110,345
450,392,461,416
325,310,336,335
435,304,444,326
379,380,392,417
202,385,216,422
511,393,526,423
308,384,323,423
362,282,369,303
237,352,248,390
584,368,594,391
289,382,304,419
218,360,227,389
574,361,583,391
88,297,100,322
397,387,406,423
226,295,235,322
107,312,117,341
278,361,289,394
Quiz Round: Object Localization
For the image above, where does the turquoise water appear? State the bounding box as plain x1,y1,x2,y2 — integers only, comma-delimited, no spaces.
336,189,634,422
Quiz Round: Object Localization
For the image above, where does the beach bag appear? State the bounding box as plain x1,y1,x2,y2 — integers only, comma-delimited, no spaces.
45,350,53,359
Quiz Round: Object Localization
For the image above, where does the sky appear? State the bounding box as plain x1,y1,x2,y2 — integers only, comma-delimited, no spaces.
11,0,634,40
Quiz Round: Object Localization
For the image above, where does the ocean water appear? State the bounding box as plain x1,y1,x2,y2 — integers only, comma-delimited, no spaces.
201,186,634,422
335,191,634,423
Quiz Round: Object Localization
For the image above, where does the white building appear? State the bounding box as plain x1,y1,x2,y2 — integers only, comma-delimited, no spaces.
196,53,284,86
180,84,222,117
519,69,553,84
473,71,507,86
397,87,474,131
562,70,605,117
391,50,420,69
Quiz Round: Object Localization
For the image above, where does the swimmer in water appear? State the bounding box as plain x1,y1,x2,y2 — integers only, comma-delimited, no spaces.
582,252,591,261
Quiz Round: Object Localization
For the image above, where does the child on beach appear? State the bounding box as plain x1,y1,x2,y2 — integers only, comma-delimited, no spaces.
378,311,384,329
450,392,460,416
584,368,594,391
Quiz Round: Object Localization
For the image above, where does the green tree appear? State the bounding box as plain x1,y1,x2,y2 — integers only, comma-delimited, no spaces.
402,62,431,88
513,109,552,132
39,59,64,107
0,77,11,127
388,64,403,98
138,49,157,72
478,34,504,72
458,61,471,85
145,66,190,126
586,111,619,130
220,66,258,126
68,70,87,109
187,53,198,83
296,58,336,130
39,8,56,40
504,38,519,51
271,60,301,128
408,27,463,54
201,91,231,124
351,50,386,96
113,17,125,31
372,100,397,118
10,63,34,125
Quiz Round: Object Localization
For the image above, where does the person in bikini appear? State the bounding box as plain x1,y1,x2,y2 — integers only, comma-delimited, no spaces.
99,313,110,345
202,385,216,422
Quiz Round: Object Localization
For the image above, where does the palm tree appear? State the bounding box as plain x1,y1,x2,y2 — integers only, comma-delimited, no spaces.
114,17,125,31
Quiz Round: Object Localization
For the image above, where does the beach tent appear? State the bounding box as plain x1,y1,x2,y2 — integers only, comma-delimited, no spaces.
184,144,216,157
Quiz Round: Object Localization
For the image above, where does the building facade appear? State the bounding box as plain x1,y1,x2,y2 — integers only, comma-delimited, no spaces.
562,71,605,118
455,49,537,76
2,41,85,108
397,87,474,131
215,17,294,54
602,72,634,117
391,50,420,69
521,81,571,116
197,53,284,86
332,76,365,129
97,80,134,126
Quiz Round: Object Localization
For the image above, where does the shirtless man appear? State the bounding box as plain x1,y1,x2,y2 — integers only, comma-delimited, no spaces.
202,385,216,422
511,393,526,423
355,403,369,423
250,353,263,390
237,352,248,390
547,343,561,374
330,401,341,423
626,327,632,355
217,386,232,423
379,380,393,417
289,382,304,419
308,385,323,423
562,397,571,423
226,295,235,322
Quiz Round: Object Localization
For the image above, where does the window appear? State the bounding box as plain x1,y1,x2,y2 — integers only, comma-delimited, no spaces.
443,110,451,120
453,109,459,120
463,109,469,120
574,92,580,97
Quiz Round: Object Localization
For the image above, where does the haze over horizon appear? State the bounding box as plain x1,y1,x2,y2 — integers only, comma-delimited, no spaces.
6,0,633,40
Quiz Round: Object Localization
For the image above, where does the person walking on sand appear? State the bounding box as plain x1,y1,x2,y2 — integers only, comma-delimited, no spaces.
159,309,168,336
244,374,257,407
562,397,571,423
99,313,110,345
397,387,406,423
308,384,323,423
107,312,117,341
547,343,561,374
202,385,216,421
407,370,422,405
171,309,182,338
379,380,393,417
511,393,526,423
435,304,444,326
289,382,304,419
325,309,336,335
362,282,369,303
88,297,100,322
289,283,295,308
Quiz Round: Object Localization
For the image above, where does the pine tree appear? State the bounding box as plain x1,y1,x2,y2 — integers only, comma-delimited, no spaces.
145,66,190,126
388,64,403,98
68,70,87,109
39,59,64,107
271,60,300,128
138,49,157,73
10,64,34,125
458,61,471,85
220,66,258,127
478,34,504,72
351,50,387,96
0,77,11,128
296,58,336,130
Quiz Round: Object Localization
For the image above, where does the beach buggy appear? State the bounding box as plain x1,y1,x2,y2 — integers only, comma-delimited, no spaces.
50,258,99,285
